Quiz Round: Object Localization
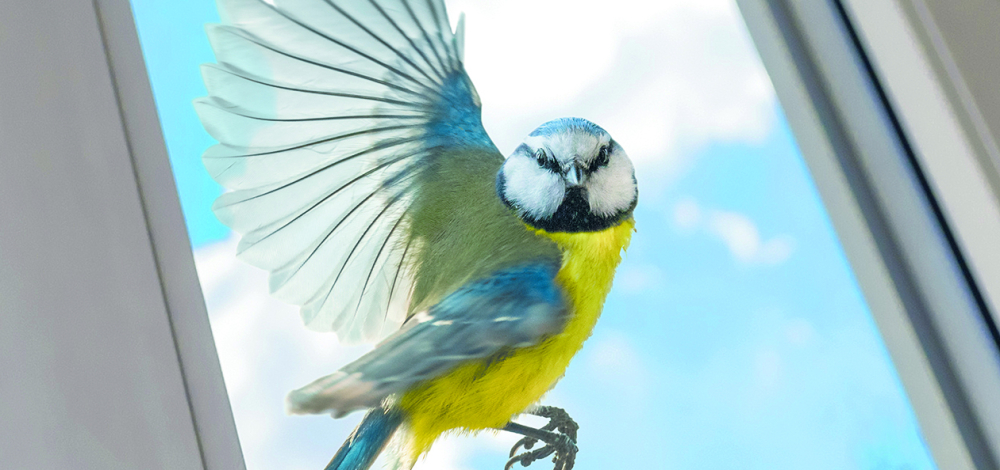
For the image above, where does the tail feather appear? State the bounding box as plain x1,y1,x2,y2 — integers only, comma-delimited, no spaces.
325,408,404,470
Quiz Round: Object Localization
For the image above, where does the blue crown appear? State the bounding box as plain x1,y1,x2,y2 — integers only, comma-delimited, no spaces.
529,117,608,138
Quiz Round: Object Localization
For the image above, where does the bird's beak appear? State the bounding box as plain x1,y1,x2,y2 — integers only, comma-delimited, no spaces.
565,164,586,188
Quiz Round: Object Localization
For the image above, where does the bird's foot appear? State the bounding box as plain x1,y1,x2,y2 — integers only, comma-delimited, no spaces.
502,406,579,470
505,431,576,470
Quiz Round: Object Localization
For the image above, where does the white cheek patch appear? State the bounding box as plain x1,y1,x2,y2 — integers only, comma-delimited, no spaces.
586,154,637,217
502,156,565,219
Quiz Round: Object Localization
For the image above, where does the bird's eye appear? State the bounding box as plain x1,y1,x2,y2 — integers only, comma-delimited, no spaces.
534,149,560,172
590,145,611,172
534,149,547,164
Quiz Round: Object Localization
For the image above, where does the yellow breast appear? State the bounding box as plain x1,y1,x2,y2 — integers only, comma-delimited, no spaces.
399,219,635,457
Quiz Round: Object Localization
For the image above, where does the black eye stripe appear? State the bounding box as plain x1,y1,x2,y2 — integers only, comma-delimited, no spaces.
588,145,611,173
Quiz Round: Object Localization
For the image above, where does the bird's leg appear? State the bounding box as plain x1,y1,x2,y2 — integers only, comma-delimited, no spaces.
501,406,579,470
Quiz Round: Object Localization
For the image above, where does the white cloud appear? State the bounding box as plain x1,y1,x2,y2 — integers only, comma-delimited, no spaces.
446,0,776,186
708,210,795,265
672,199,796,265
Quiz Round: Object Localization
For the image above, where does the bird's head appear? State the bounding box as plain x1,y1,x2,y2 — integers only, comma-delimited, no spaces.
497,117,637,233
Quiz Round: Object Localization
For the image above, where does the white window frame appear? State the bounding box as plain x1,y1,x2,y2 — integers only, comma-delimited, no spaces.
0,1,243,468
737,0,1000,469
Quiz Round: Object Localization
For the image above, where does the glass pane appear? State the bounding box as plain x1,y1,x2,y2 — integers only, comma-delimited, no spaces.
129,0,938,468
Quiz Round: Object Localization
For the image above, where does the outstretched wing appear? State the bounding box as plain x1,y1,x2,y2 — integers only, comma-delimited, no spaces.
286,263,567,416
196,0,497,344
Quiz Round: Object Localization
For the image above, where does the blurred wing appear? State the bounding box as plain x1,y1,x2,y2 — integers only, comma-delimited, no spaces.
196,0,496,344
286,263,567,416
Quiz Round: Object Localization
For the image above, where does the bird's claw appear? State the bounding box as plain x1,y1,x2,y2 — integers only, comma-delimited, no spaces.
505,433,575,470
534,406,579,442
509,436,538,457
503,406,579,470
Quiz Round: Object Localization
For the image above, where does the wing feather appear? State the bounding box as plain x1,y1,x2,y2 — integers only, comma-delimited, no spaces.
198,0,495,344
287,263,567,415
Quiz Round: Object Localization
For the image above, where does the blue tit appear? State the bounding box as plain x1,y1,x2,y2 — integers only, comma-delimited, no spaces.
195,0,638,469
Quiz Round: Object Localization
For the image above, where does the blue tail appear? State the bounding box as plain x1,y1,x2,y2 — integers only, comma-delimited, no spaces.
324,408,404,470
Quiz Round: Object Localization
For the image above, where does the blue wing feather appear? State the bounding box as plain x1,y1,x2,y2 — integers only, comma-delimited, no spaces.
286,262,567,416
196,0,497,344
424,72,494,150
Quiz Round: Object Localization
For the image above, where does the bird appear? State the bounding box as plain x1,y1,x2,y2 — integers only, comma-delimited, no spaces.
195,0,638,469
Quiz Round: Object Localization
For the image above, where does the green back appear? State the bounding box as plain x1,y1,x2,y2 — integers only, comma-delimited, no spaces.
405,149,561,314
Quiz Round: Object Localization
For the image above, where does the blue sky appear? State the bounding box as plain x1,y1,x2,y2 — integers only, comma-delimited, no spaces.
129,0,938,469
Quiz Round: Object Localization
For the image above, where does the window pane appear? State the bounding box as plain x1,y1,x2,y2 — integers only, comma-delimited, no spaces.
128,0,938,468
